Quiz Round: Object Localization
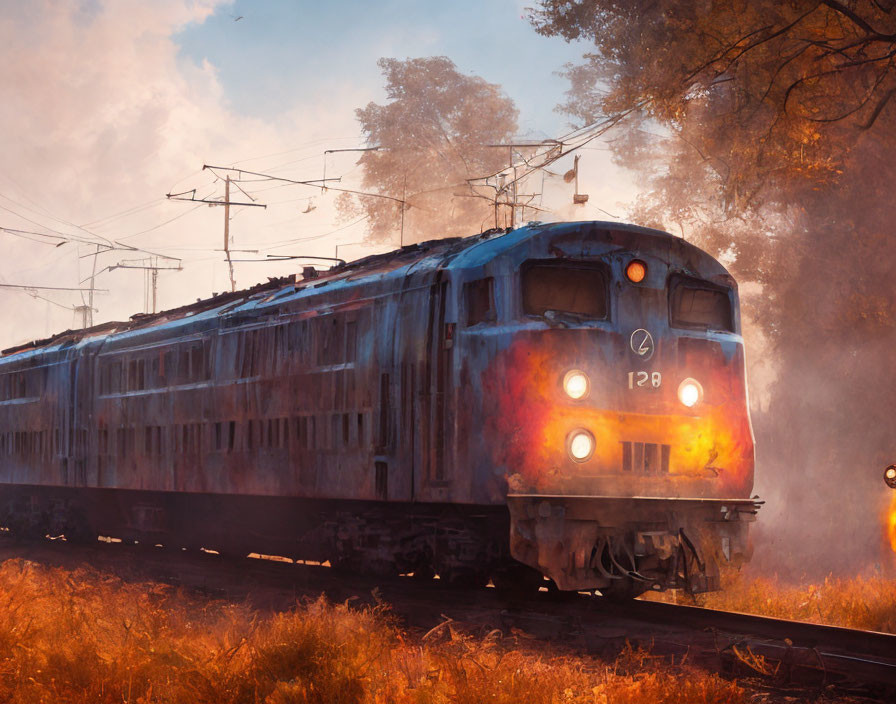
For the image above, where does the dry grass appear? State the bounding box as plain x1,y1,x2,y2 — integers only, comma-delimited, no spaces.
646,568,896,633
0,558,759,704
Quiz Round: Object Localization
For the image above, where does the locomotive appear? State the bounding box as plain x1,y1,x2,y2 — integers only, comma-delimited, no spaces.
0,221,759,597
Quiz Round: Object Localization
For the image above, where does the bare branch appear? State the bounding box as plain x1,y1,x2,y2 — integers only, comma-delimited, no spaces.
860,86,896,128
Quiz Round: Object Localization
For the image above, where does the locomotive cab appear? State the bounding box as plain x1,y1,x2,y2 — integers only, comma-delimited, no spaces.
454,222,761,595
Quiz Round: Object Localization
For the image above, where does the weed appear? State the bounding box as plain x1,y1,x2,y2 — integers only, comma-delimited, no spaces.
645,568,896,633
0,559,864,703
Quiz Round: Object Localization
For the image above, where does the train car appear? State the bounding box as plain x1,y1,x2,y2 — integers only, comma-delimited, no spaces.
0,221,760,597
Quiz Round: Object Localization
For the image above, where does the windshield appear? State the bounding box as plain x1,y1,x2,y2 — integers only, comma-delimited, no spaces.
670,277,734,332
522,261,608,319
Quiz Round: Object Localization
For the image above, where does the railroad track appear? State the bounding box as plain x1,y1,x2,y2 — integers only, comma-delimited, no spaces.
2,537,894,699
612,598,896,689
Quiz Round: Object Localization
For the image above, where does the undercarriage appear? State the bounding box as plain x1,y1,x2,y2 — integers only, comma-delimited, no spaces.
507,494,761,595
0,485,760,598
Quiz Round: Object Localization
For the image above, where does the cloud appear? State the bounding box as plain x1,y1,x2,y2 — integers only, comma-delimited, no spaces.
0,0,364,344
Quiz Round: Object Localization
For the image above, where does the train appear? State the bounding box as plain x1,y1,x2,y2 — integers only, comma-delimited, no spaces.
0,220,760,598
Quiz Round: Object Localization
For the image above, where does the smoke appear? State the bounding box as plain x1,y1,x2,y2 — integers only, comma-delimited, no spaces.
720,133,896,579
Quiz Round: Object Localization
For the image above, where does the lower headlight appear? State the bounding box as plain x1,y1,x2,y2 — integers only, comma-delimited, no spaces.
567,430,595,462
677,378,703,408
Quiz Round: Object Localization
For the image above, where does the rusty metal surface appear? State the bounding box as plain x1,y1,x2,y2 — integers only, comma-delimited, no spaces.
0,220,759,592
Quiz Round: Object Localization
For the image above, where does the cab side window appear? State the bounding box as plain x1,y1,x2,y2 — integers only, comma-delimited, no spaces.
464,277,495,326
670,276,734,332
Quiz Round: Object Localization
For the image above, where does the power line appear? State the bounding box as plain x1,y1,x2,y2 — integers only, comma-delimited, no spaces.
264,215,371,251
0,195,185,264
115,203,208,240
465,105,646,226
202,164,340,190
80,197,168,228
0,192,116,248
0,204,111,247
0,283,107,292
202,164,405,204
229,135,360,167
0,224,109,248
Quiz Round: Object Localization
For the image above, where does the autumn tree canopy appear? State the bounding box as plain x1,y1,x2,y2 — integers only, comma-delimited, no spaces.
532,0,896,209
340,57,518,243
531,1,896,571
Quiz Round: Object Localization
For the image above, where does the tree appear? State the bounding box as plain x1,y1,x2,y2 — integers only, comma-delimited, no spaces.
339,57,518,243
532,1,896,209
530,1,896,573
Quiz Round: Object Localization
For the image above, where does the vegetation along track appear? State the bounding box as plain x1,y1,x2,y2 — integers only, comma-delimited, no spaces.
3,536,895,699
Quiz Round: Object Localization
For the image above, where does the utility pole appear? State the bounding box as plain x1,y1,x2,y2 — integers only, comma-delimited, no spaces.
224,175,235,292
482,140,562,227
152,266,158,313
109,258,183,314
166,167,267,294
74,243,102,329
400,172,407,247
509,146,515,229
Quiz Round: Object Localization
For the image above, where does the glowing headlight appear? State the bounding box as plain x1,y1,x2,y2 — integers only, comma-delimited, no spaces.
567,430,595,462
562,370,590,400
677,378,703,408
885,465,896,489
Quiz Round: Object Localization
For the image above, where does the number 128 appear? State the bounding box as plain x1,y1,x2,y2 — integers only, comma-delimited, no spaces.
628,371,661,388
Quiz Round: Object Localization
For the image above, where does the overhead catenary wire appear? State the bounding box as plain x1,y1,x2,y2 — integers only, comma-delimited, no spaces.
0,283,108,292
80,197,169,229
202,165,405,205
0,192,117,248
229,135,359,168
115,203,207,241
149,120,631,275
0,192,186,265
468,104,647,191
263,215,371,251
21,290,78,311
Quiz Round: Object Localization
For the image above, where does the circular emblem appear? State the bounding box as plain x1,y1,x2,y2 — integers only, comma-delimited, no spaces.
630,328,655,361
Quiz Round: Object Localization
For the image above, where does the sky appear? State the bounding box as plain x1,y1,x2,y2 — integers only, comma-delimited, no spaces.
0,0,639,346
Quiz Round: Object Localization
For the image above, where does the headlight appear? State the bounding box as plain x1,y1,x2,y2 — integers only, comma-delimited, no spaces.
567,430,595,462
885,465,896,489
562,370,589,400
677,378,703,408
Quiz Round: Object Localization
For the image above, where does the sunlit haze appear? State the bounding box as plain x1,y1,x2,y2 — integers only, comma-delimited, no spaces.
0,0,637,346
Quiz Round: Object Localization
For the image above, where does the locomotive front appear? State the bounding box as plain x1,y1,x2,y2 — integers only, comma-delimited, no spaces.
473,223,760,596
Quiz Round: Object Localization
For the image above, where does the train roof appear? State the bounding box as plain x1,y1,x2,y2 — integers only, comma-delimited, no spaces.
1,220,725,360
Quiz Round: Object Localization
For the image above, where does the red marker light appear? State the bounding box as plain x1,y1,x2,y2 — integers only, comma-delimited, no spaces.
626,260,647,283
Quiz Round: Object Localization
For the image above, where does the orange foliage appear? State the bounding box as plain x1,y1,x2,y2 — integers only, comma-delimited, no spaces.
646,568,896,634
0,558,758,704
